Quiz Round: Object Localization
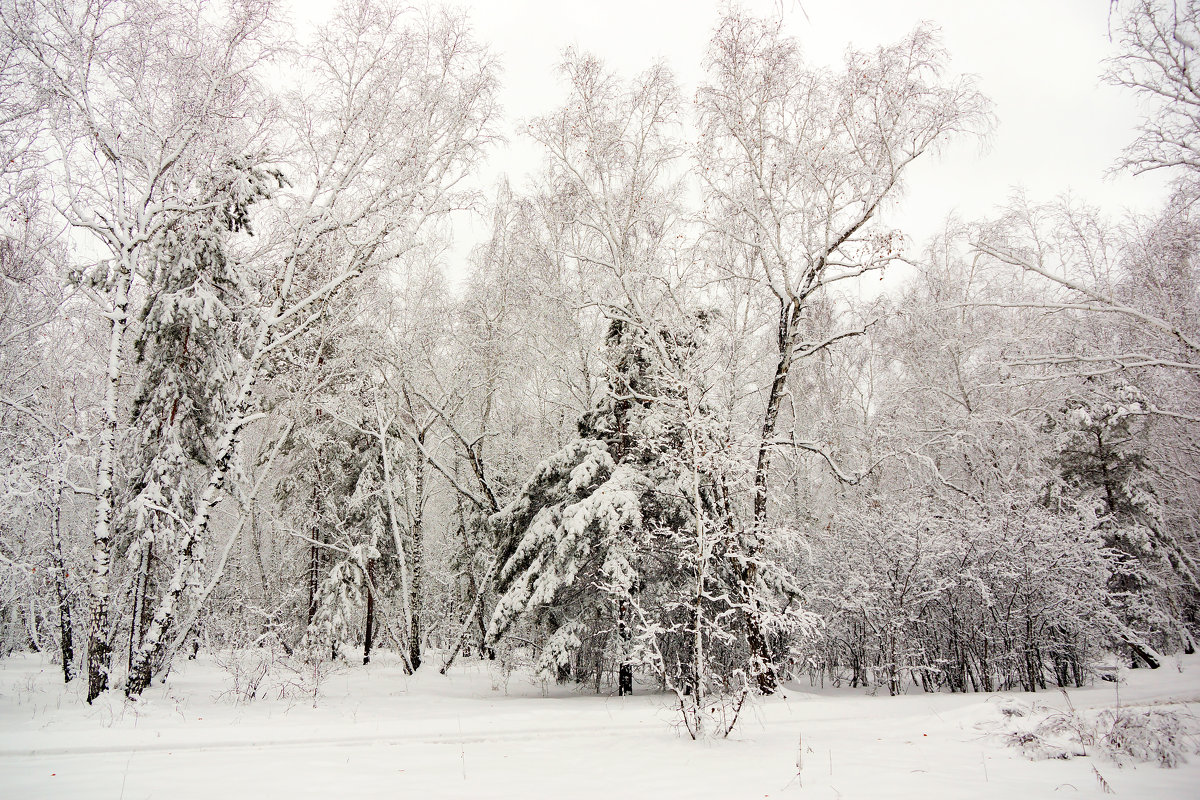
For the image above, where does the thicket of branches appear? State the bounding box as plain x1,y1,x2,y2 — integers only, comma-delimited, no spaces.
0,0,1197,737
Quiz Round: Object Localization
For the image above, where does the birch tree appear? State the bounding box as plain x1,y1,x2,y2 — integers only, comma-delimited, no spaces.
697,11,990,691
125,0,498,696
1107,0,1200,183
972,0,1199,396
9,0,284,701
8,0,498,699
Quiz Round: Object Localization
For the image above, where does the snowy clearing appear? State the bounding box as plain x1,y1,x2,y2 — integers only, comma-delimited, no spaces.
2,652,1198,799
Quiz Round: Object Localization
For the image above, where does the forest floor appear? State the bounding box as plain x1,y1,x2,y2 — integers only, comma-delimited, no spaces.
1,649,1198,799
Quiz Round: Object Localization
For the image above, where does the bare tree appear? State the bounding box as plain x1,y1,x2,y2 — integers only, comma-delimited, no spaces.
972,196,1198,414
10,0,283,702
697,11,990,692
125,0,499,696
976,1,1200,391
1107,0,1200,180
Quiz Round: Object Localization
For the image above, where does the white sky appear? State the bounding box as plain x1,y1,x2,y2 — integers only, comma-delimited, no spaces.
291,0,1171,279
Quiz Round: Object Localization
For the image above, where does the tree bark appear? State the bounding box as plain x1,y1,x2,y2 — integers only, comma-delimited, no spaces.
308,485,321,627
363,561,375,665
741,299,802,696
128,541,153,672
88,267,130,703
752,300,801,526
408,430,426,671
49,487,74,683
618,597,633,696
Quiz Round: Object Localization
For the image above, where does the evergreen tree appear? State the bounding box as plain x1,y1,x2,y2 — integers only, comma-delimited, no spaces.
1055,383,1200,664
486,314,813,715
122,159,280,696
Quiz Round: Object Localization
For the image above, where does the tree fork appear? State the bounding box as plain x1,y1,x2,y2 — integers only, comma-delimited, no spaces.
87,267,131,703
743,298,802,695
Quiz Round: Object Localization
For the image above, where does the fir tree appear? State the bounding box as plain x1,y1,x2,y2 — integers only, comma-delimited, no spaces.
486,314,813,712
1055,383,1200,664
122,159,280,696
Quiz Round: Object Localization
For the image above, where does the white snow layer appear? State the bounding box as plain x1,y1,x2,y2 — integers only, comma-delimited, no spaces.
1,651,1198,798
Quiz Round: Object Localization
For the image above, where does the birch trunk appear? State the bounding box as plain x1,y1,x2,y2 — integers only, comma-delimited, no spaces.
408,429,426,671
742,299,800,695
87,266,130,703
125,320,272,697
50,485,75,683
307,485,321,627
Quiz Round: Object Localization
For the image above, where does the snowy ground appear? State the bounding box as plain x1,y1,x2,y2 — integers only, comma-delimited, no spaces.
2,651,1198,799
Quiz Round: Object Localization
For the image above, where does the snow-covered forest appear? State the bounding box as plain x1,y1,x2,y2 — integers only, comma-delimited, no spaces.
1,0,1200,795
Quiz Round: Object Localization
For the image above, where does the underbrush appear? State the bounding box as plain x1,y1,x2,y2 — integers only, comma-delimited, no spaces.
211,644,344,706
988,692,1200,768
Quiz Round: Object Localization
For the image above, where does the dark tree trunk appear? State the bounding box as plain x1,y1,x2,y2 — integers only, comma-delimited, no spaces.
408,430,426,671
307,488,321,627
128,542,153,671
742,599,778,694
363,563,375,665
617,598,633,696
618,663,633,696
742,299,802,696
49,490,75,683
87,626,111,702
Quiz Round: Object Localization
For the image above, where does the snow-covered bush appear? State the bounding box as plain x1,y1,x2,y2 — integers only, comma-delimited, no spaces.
992,697,1200,768
1093,707,1198,767
213,644,343,706
212,648,277,704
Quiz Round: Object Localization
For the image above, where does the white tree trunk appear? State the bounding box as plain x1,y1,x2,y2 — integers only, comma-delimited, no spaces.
87,266,130,703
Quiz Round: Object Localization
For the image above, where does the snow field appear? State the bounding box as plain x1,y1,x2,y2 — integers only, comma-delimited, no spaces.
1,651,1198,799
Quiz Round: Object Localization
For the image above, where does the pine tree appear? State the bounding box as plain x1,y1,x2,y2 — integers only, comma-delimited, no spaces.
486,314,813,711
485,317,692,691
123,160,280,696
1055,383,1200,665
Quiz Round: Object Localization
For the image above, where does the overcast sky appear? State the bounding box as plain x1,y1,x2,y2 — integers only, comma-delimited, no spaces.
292,0,1170,277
